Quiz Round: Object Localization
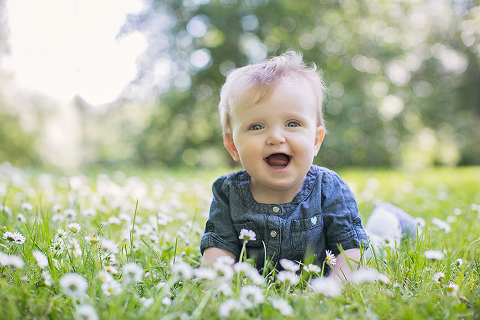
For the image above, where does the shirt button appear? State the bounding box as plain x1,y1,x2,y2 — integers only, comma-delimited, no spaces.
270,230,277,238
272,206,280,213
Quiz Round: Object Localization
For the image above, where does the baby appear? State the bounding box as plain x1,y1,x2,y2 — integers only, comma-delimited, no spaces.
199,51,368,282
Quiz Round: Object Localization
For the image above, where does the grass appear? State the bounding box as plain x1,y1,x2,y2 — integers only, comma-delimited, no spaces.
1,163,479,319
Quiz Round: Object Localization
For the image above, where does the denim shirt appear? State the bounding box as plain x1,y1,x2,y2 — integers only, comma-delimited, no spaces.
200,165,368,269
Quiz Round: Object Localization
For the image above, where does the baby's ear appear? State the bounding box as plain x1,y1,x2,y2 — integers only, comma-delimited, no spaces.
314,126,325,155
224,134,240,162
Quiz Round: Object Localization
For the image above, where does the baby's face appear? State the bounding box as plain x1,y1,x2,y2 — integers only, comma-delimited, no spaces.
224,80,324,203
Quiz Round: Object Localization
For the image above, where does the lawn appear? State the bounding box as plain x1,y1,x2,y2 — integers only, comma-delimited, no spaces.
1,163,479,319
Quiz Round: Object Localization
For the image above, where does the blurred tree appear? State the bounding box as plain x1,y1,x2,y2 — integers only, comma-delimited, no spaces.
123,0,480,168
0,110,39,167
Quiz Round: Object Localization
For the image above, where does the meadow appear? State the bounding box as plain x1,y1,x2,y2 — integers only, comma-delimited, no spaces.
1,162,479,319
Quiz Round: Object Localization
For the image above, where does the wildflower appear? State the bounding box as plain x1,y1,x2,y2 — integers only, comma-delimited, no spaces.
70,238,82,256
140,297,154,309
414,217,426,228
75,304,99,320
215,255,235,266
21,202,33,212
82,208,97,217
239,229,256,243
52,204,63,214
325,250,337,266
271,298,293,316
123,262,144,283
277,271,300,286
56,229,68,239
304,264,321,274
310,277,342,298
219,299,240,318
51,240,66,254
216,282,233,296
172,261,193,280
59,273,88,298
105,265,119,274
424,250,445,261
455,258,463,267
431,217,451,233
233,262,255,275
350,268,381,285
100,239,119,254
194,267,217,280
42,270,52,286
239,285,265,309
2,231,26,244
213,262,234,281
248,269,265,286
98,271,114,282
161,297,172,307
68,222,81,233
32,250,49,269
1,254,25,269
52,214,65,223
101,279,122,296
84,235,100,244
64,208,77,220
446,283,459,297
279,258,300,272
432,272,445,284
17,213,27,223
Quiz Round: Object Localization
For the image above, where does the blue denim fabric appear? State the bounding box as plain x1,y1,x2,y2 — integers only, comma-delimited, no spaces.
200,165,368,269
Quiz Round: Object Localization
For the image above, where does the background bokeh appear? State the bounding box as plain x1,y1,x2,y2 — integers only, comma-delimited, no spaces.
0,0,479,170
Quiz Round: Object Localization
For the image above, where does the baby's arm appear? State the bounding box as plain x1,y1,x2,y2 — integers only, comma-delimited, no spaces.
201,247,236,267
328,247,361,283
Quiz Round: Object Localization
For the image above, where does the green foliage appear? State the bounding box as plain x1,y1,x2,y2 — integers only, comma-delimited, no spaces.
0,164,479,319
0,110,39,167
126,0,480,168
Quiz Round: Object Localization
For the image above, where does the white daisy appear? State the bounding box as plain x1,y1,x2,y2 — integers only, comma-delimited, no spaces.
239,285,264,309
431,218,451,233
98,271,114,283
100,239,119,254
271,298,293,316
455,258,463,267
32,250,48,269
70,238,82,256
84,235,101,244
194,267,217,280
82,208,97,217
350,268,381,285
213,262,234,281
68,222,81,233
233,262,255,274
247,269,265,286
424,250,445,261
122,262,144,283
310,277,342,298
238,229,256,243
140,297,154,309
101,279,122,296
446,283,459,297
59,273,88,298
219,299,240,318
325,250,337,266
16,213,27,223
279,259,300,272
105,265,119,274
2,231,26,244
56,229,68,239
75,304,99,320
64,208,77,220
304,264,321,274
1,254,25,269
21,202,33,212
52,204,63,214
42,270,52,286
216,282,233,296
277,271,300,286
161,297,172,306
172,261,193,280
432,272,445,284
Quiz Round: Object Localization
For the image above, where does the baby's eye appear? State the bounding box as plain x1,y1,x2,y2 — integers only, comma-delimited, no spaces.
249,124,264,131
286,121,300,127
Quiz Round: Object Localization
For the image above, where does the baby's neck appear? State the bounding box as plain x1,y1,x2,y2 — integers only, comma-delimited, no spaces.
249,177,305,205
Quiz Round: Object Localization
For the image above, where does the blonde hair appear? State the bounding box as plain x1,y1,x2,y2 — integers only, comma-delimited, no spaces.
218,51,327,136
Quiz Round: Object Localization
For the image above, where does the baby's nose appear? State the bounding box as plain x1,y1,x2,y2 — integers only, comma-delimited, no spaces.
267,128,286,145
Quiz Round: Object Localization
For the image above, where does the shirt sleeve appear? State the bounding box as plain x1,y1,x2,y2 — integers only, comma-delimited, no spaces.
199,176,242,259
321,170,368,254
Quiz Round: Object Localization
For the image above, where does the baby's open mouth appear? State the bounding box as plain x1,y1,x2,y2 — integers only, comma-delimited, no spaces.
265,153,291,168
